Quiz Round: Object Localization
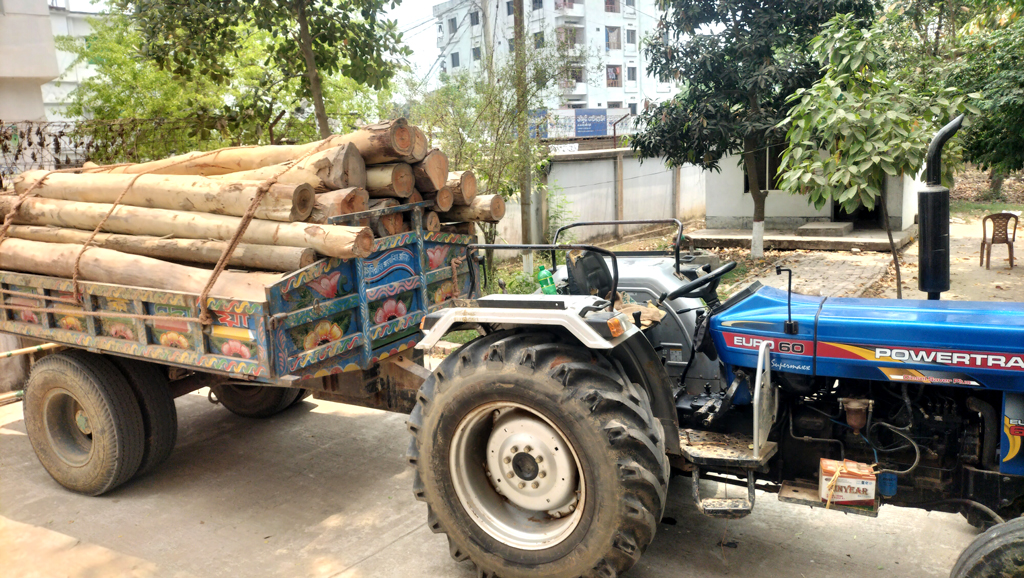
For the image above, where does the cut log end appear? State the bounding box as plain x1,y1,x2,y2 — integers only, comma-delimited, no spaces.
287,183,316,221
448,170,478,206
424,186,455,212
424,211,441,232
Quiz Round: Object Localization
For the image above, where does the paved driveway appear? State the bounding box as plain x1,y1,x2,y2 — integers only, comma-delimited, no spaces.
1,392,977,578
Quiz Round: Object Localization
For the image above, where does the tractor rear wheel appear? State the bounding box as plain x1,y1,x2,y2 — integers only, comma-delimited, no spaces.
211,383,303,418
107,356,177,477
23,351,145,495
949,516,1024,577
408,330,668,578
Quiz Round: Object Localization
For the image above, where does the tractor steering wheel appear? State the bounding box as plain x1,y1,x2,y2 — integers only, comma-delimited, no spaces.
661,261,737,304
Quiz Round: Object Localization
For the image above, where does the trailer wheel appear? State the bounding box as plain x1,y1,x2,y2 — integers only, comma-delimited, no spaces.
212,383,303,418
24,351,145,495
408,330,668,578
950,516,1024,578
107,357,177,477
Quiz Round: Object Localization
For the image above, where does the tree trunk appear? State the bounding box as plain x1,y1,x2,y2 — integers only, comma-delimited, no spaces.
424,211,441,232
367,198,403,237
366,163,416,198
412,149,449,192
15,170,315,222
308,187,369,224
423,185,454,212
0,239,277,302
401,127,429,164
0,196,373,259
742,138,767,259
207,143,366,192
295,1,331,139
438,194,505,222
879,186,903,299
447,170,478,206
5,225,315,272
989,167,1005,199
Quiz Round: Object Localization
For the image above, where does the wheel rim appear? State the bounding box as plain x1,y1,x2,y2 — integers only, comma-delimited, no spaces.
449,401,585,550
42,387,94,467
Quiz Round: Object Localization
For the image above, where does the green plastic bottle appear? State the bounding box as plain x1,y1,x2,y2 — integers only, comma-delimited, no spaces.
537,265,557,295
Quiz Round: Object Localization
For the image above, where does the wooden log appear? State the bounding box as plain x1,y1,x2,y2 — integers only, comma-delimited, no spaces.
206,143,367,192
367,199,404,237
88,119,412,176
438,194,505,223
14,170,314,222
440,222,476,236
0,239,278,302
405,190,423,204
308,188,369,224
5,225,315,272
0,197,373,259
424,211,441,232
447,170,477,206
423,185,454,212
366,163,415,199
411,149,448,192
401,127,429,164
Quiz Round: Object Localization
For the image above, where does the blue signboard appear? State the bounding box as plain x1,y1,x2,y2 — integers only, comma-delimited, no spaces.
575,109,608,137
529,109,548,139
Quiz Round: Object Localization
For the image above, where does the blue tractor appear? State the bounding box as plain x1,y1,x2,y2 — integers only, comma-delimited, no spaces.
411,117,1024,577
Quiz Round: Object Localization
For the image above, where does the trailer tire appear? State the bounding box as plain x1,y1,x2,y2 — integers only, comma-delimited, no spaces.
24,351,145,495
408,330,668,578
107,357,177,477
949,516,1024,578
212,383,303,418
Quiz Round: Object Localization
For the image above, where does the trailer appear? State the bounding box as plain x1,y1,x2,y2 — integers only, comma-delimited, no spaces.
0,201,479,495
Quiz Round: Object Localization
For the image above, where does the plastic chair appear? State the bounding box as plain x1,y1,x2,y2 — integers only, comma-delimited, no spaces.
980,213,1017,269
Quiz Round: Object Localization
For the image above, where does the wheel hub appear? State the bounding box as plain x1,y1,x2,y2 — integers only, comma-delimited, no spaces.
485,409,578,514
75,410,92,435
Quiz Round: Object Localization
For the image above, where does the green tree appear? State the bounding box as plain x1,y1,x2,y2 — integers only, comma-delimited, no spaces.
112,0,410,138
777,14,974,297
632,0,875,258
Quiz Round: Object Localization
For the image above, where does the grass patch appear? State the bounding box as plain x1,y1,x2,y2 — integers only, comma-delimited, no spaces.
950,200,1022,218
443,330,480,344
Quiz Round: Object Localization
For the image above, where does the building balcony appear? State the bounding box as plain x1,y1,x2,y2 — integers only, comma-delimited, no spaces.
560,80,588,96
554,0,585,19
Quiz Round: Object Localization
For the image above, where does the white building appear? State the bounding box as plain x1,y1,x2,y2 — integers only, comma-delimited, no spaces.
43,0,97,121
431,0,678,138
0,0,60,122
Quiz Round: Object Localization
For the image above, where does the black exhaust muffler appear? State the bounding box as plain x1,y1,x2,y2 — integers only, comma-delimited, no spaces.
918,114,965,300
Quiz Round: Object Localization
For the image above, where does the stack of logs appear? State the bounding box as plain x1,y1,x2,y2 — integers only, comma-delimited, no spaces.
0,118,505,297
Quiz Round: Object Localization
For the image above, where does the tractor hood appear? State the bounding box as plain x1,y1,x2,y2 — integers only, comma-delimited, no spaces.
711,284,1024,391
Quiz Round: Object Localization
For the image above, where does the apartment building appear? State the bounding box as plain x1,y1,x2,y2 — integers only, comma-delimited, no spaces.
0,0,60,121
43,0,97,121
431,0,678,137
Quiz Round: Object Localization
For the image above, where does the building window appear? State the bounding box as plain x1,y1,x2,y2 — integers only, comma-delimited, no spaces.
452,52,460,68
508,1,514,15
569,66,584,83
606,26,621,50
607,65,622,87
534,32,544,48
607,101,623,108
470,11,480,26
473,47,482,60
629,103,638,115
533,0,543,9
743,144,785,192
625,0,635,6
605,0,620,12
448,17,458,35
626,29,636,45
569,103,586,109
627,66,637,81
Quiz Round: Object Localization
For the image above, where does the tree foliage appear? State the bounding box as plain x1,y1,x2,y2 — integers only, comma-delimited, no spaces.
778,14,974,214
111,0,410,137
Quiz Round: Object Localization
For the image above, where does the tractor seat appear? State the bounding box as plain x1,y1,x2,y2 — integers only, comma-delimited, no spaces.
565,250,614,300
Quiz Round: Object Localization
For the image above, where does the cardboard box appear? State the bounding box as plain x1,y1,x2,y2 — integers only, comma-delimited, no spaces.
819,458,876,507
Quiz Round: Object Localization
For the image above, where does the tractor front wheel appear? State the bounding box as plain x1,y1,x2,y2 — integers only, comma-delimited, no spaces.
211,383,303,419
408,330,668,578
950,516,1024,578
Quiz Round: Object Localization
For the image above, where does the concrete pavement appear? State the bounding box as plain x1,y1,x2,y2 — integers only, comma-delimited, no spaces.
1,392,978,578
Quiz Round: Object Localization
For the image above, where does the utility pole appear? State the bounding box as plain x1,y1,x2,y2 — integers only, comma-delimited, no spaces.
481,0,493,82
512,0,533,273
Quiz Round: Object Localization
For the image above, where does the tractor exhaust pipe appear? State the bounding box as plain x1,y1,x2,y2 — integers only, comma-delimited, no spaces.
918,114,965,300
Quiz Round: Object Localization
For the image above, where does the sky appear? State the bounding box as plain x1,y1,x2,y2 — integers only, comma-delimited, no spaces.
67,0,443,85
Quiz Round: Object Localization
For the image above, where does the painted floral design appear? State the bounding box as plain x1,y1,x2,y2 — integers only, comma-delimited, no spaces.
308,271,342,299
18,310,38,324
159,332,190,349
220,339,252,359
107,323,134,340
426,245,450,270
57,316,84,332
433,281,457,304
374,298,408,325
303,321,344,351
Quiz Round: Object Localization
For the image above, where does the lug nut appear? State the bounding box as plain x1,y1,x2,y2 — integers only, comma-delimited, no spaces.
531,482,539,489
506,471,514,479
536,456,543,463
503,456,511,464
539,471,546,478
518,482,526,489
511,446,518,453
524,445,532,453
